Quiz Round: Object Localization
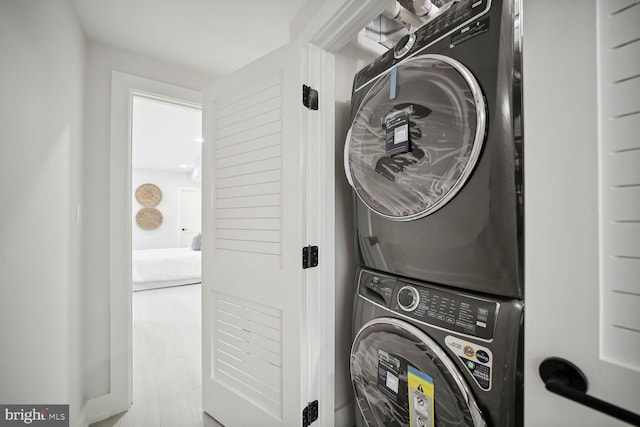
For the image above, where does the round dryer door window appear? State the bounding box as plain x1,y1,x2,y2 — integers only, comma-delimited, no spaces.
345,54,486,220
350,318,486,427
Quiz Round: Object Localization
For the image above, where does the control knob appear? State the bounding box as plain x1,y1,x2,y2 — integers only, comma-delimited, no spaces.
394,33,417,59
397,285,420,311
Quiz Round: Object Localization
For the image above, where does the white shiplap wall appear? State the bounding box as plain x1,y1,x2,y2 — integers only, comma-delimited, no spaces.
598,0,640,371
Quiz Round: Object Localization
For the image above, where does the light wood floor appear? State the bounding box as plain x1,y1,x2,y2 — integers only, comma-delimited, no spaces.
91,283,223,427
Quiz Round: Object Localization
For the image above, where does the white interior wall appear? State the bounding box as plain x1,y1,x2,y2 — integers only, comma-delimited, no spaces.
82,41,213,399
0,1,86,425
333,35,386,426
132,169,201,250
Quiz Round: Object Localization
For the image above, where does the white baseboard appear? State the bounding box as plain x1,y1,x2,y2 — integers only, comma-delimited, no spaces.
84,393,118,426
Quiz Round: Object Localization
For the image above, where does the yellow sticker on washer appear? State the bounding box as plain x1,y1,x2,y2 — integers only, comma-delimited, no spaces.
408,366,434,427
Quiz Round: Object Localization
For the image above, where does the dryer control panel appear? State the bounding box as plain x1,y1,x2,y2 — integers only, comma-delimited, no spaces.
353,0,491,92
359,270,498,340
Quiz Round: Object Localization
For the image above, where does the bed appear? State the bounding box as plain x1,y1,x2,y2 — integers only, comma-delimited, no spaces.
132,247,201,291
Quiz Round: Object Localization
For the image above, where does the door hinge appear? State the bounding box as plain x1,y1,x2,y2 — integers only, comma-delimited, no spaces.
302,400,319,427
302,245,319,269
302,85,318,110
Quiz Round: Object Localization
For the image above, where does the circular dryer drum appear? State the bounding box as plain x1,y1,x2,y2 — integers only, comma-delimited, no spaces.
351,318,486,427
345,54,486,221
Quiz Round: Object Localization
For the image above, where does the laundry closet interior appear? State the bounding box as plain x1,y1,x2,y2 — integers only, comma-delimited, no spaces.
201,0,527,426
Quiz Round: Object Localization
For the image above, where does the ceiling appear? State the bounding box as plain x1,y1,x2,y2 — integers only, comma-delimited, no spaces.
131,96,202,174
72,0,309,76
72,0,309,174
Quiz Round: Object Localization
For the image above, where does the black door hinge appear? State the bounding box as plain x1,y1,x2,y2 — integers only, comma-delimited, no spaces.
302,245,318,269
303,85,318,110
302,400,319,427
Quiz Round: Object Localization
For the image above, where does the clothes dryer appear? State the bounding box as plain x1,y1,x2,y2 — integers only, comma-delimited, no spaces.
351,267,523,426
344,0,523,298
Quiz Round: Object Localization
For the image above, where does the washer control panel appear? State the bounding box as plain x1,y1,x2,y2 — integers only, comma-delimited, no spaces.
359,270,498,340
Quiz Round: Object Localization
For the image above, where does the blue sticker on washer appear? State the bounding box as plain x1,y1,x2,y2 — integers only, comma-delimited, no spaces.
389,66,398,100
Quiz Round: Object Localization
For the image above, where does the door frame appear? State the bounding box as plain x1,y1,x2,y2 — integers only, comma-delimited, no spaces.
289,2,393,424
93,0,392,422
85,72,201,421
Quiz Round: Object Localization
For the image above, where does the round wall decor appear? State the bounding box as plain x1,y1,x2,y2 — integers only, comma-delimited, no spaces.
135,183,162,207
136,207,163,230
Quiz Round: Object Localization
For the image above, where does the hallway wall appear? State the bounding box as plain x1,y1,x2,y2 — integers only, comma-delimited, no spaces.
82,41,213,400
132,169,201,251
0,1,86,425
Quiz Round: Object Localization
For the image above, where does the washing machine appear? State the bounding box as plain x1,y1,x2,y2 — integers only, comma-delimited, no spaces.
344,0,524,298
350,267,523,426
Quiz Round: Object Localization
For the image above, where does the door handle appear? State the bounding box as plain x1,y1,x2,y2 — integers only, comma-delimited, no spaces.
182,228,188,231
539,357,640,426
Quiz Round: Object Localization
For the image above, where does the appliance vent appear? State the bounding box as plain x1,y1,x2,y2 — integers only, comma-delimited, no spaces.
213,71,283,267
212,293,283,418
598,0,640,370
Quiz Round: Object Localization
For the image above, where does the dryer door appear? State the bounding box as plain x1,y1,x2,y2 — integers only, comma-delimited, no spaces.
345,54,486,221
350,318,486,427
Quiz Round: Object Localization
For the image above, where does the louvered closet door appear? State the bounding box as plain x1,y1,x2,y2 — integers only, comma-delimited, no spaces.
201,40,315,427
524,1,640,425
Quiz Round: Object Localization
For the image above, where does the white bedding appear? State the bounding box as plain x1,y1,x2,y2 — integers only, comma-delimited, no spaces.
132,247,201,289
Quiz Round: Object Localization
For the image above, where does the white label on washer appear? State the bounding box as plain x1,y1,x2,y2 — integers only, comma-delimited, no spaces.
394,124,408,144
445,335,493,391
377,349,402,400
386,371,399,393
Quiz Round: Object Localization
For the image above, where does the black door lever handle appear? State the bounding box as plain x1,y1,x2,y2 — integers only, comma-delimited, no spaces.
539,357,640,426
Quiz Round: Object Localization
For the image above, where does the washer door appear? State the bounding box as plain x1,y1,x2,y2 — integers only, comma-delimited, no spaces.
350,318,486,427
345,54,486,221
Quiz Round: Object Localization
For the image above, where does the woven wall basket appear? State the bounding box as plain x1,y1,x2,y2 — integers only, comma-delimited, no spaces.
136,207,163,230
135,183,162,207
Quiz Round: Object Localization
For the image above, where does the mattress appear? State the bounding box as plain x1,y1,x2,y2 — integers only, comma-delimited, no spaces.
132,247,201,291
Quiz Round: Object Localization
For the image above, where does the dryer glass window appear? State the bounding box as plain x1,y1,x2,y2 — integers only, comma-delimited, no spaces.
346,55,486,220
351,319,485,427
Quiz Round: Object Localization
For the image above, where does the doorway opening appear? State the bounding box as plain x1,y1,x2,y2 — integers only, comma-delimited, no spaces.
129,94,204,423
130,94,203,290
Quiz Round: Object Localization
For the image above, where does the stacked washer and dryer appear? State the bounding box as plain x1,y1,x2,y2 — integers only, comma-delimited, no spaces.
345,0,523,426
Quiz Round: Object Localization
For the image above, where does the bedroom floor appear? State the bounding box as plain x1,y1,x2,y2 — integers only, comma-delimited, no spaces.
90,283,223,427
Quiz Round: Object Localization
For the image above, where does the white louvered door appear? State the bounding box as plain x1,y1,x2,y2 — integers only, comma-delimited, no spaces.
598,0,640,372
201,39,325,427
524,1,640,425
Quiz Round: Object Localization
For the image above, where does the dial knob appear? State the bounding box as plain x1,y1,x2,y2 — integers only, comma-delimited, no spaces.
397,286,420,311
394,33,417,59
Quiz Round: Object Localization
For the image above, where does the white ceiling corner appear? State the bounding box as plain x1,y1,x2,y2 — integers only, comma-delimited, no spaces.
72,0,309,76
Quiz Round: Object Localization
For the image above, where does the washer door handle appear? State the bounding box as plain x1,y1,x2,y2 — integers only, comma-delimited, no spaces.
343,126,355,188
539,357,640,425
